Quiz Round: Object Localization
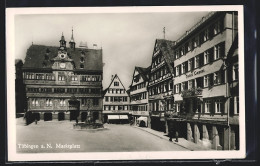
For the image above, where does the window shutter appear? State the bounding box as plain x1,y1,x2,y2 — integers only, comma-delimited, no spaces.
220,17,224,32
199,32,204,45
229,97,234,115
193,100,198,113
199,53,204,67
210,100,215,114
220,42,225,57
209,47,214,62
221,99,225,113
209,25,214,39
209,74,214,86
221,70,225,84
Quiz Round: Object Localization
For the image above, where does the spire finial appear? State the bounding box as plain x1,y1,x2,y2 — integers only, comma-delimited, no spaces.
163,27,165,39
70,27,74,41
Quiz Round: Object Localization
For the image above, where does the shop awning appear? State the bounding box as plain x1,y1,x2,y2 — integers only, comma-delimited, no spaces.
137,117,147,121
119,115,128,119
108,115,120,120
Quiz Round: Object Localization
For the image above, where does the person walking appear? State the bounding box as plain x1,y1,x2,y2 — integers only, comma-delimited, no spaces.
169,128,173,142
175,130,179,142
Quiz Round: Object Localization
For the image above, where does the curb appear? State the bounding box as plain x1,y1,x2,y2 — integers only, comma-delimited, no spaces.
133,126,192,151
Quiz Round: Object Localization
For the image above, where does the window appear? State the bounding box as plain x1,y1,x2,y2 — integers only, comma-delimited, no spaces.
114,81,119,86
71,76,78,81
233,64,239,81
204,50,209,64
80,64,84,69
188,59,194,71
124,105,128,110
196,101,203,113
67,88,77,93
181,82,186,91
180,46,185,56
181,63,186,74
214,43,224,60
46,99,52,107
188,80,194,89
175,84,180,93
176,103,180,112
105,96,109,102
214,19,223,35
205,100,211,113
58,75,65,81
93,98,99,106
195,55,200,68
32,99,39,107
188,40,192,51
194,36,200,48
234,96,239,114
80,57,84,62
175,65,180,76
213,72,222,85
60,99,66,106
215,99,223,113
204,75,209,87
203,29,209,41
175,50,179,59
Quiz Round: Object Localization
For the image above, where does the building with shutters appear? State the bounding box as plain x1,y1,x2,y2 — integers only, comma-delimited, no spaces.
22,29,103,123
129,66,150,127
147,39,175,132
102,74,130,124
167,11,239,150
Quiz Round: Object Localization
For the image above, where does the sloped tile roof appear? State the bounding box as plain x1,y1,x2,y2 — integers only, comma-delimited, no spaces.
156,39,175,74
23,45,103,71
135,66,151,81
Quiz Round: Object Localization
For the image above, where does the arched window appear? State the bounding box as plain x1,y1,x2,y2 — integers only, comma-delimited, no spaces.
80,57,84,62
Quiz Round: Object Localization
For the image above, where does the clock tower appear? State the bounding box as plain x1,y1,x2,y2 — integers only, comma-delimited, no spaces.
52,33,74,71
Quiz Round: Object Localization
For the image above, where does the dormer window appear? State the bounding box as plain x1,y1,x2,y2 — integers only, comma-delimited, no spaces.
46,48,50,53
80,64,84,69
42,62,47,67
80,57,84,62
45,54,49,60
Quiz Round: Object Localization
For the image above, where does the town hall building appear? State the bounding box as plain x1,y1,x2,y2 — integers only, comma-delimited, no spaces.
22,29,103,123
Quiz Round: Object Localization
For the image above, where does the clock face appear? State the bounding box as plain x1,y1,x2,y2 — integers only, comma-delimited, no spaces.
60,63,66,69
60,53,66,59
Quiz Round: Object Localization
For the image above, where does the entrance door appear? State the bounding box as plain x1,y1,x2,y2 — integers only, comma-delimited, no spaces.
58,112,65,121
44,113,52,121
33,113,40,121
81,112,87,122
70,111,78,121
93,111,99,122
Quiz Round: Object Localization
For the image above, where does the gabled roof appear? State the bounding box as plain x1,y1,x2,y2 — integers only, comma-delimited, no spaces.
152,39,175,74
129,66,151,87
23,45,103,71
135,66,151,81
104,74,127,94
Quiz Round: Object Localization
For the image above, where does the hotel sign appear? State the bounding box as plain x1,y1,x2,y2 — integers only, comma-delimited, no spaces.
186,69,205,79
132,111,149,116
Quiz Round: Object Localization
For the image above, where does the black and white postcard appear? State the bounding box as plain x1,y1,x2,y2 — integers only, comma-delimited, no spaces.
6,6,245,161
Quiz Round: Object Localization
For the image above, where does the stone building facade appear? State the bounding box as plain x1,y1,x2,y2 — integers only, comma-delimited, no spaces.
167,11,239,150
129,66,150,127
102,74,130,124
22,30,103,123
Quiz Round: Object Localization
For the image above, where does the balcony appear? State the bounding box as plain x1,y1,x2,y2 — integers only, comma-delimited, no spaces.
181,87,203,98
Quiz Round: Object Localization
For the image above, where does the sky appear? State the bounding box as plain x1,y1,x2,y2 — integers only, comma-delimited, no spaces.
15,11,209,89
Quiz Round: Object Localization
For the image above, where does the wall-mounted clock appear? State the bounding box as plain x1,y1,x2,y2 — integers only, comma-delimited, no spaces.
60,63,66,69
